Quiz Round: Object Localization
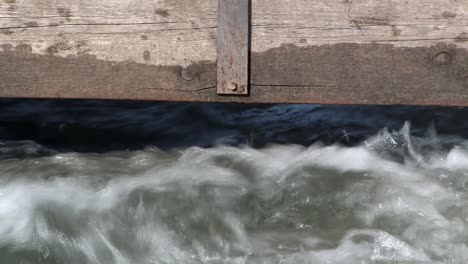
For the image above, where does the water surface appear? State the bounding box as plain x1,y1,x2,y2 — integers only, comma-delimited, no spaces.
1,100,468,263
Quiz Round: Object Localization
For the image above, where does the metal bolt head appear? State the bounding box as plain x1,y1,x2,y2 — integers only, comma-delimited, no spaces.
433,51,452,65
227,82,239,92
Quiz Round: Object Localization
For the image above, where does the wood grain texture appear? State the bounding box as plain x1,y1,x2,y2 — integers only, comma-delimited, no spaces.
0,0,217,66
1,0,468,105
252,0,468,51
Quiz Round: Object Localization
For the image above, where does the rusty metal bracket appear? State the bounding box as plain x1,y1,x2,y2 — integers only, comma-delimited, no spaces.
217,0,250,95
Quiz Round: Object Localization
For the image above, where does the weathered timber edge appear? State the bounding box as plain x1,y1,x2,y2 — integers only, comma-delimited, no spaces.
2,42,468,105
1,0,468,106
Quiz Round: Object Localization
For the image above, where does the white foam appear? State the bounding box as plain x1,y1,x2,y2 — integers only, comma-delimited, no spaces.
0,126,468,263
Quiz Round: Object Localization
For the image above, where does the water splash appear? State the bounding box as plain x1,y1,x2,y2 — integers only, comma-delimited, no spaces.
0,124,467,263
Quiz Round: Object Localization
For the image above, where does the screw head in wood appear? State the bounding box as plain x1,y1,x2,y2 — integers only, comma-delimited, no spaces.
227,82,239,92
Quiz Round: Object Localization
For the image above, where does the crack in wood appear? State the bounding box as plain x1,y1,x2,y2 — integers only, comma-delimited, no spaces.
0,23,216,31
344,0,362,31
144,86,216,92
252,84,337,88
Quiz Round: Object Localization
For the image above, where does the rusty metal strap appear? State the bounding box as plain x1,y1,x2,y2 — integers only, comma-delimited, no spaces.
217,0,250,95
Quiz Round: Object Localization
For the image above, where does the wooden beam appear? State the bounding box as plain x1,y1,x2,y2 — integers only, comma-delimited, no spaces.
0,0,468,105
217,0,250,95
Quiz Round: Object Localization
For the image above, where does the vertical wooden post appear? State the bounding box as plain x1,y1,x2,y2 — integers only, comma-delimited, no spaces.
217,0,250,95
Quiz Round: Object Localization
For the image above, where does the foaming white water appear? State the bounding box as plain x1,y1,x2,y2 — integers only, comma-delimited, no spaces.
0,124,468,263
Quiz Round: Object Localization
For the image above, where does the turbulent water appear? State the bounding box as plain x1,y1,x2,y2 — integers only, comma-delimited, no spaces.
1,100,468,263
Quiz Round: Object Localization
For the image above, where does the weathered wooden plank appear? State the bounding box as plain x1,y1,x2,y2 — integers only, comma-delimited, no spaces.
217,0,249,95
252,0,468,50
0,0,468,105
0,0,217,66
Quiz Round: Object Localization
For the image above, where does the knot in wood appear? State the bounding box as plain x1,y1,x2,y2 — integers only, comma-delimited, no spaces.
433,51,452,65
180,65,200,81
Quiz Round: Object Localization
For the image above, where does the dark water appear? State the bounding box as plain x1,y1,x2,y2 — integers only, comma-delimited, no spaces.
1,99,468,263
1,99,468,153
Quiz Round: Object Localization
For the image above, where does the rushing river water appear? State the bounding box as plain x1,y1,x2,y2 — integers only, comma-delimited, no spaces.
1,100,468,263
